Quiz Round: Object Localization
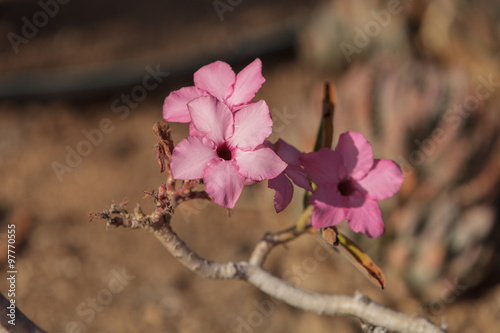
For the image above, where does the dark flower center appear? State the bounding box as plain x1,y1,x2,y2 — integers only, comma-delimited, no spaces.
337,179,356,196
217,143,232,161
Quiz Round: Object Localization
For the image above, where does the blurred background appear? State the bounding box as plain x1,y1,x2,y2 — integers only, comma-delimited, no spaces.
1,0,500,332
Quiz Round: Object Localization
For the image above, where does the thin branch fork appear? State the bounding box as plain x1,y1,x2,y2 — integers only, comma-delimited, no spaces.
93,201,445,333
159,219,445,333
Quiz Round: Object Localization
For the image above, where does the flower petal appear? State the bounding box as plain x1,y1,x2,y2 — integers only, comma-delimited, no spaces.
225,58,265,109
311,202,346,229
188,96,234,144
268,173,294,213
234,145,287,181
203,160,244,209
309,184,347,228
309,192,346,230
275,139,312,191
194,61,235,102
357,159,404,200
336,131,374,180
285,166,313,191
171,136,217,180
163,86,206,123
227,101,272,150
347,200,385,238
188,122,199,137
262,139,274,150
275,138,301,164
300,148,342,185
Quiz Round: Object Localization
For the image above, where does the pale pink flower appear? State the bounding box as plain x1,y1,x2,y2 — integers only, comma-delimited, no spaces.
267,139,313,213
171,96,286,209
163,59,265,123
300,131,404,238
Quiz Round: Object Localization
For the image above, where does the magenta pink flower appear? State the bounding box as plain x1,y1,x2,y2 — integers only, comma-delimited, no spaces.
170,96,286,209
300,132,404,238
163,59,265,123
267,139,313,213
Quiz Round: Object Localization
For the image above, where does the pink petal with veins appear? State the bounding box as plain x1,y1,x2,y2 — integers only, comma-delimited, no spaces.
188,96,234,144
309,185,347,228
300,148,342,185
228,101,272,150
347,200,385,238
163,86,206,123
171,136,217,180
336,131,374,180
226,58,265,110
234,145,287,181
203,159,244,209
194,61,235,102
268,173,294,213
357,159,404,201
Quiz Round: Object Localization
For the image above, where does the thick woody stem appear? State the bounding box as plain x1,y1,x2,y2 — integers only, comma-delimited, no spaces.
246,269,443,333
149,223,243,280
148,216,444,333
91,198,445,333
